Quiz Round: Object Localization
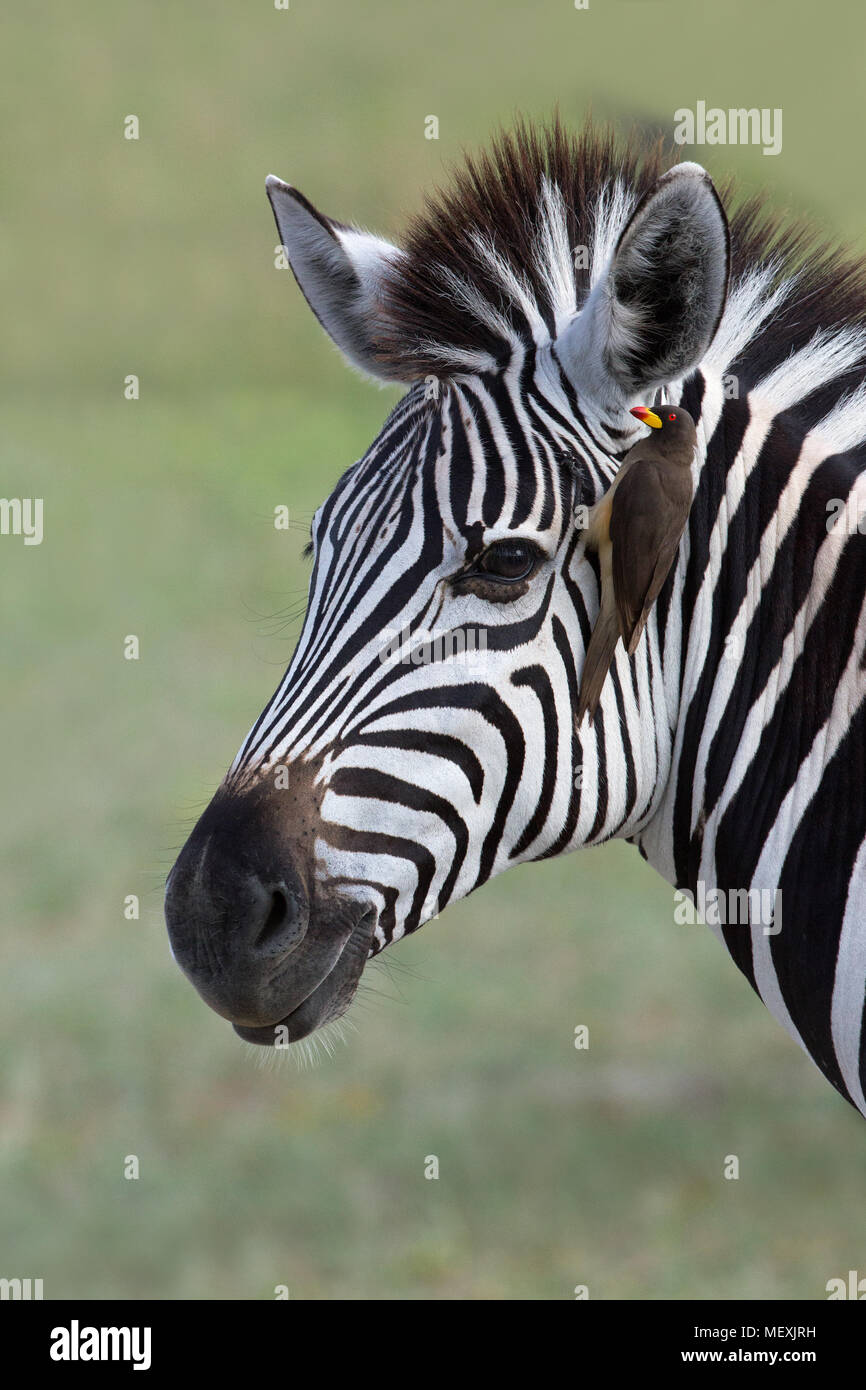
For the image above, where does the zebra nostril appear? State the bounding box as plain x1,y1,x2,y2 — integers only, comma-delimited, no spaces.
252,880,309,958
262,888,287,936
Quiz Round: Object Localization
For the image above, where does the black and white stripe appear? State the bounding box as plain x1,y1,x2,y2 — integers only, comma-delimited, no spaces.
221,121,866,1112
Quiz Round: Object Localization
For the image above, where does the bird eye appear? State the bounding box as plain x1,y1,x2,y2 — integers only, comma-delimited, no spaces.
668,412,676,420
477,539,538,581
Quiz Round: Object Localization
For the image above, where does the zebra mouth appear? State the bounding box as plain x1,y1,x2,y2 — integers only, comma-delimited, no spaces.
231,907,377,1046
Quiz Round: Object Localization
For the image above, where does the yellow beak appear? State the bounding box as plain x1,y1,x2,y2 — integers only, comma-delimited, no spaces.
630,406,663,429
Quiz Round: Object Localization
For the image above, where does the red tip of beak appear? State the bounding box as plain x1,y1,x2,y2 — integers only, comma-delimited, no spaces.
630,406,650,421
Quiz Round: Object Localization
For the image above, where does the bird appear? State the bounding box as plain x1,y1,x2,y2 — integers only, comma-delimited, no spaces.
576,403,697,727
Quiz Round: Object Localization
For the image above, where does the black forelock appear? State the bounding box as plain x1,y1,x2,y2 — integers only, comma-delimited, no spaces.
360,114,866,438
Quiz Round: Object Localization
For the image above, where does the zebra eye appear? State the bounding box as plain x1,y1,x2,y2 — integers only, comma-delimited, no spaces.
477,539,538,581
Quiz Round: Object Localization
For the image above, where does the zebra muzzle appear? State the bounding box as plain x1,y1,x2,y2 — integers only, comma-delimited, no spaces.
164,783,377,1041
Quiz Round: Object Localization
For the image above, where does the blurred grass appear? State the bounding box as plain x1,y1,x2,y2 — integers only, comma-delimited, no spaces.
2,0,866,1301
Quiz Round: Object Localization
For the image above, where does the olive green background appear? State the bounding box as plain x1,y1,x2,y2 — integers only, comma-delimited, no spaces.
2,0,865,1300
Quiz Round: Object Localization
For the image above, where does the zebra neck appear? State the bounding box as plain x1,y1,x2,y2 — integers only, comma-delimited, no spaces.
632,389,780,891
635,378,866,905
633,391,767,884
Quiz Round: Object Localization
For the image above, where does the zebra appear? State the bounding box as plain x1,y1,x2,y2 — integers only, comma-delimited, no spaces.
165,119,866,1118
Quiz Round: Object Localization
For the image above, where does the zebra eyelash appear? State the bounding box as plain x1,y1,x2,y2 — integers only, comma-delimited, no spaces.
303,540,314,559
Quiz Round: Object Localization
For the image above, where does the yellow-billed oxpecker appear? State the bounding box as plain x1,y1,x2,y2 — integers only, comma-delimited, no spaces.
577,404,697,726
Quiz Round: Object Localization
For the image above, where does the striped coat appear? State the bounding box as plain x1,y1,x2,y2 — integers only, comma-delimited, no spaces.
166,120,866,1115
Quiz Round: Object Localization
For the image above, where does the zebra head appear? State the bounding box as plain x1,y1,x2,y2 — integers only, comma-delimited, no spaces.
165,125,731,1046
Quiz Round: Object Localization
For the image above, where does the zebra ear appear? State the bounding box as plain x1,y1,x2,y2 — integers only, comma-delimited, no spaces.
266,176,407,383
557,162,730,402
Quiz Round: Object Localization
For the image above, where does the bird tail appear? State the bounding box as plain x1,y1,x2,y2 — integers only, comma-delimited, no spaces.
625,612,649,658
576,610,621,727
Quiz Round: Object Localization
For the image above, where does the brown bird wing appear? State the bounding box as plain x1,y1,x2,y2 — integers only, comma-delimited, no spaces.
609,457,692,655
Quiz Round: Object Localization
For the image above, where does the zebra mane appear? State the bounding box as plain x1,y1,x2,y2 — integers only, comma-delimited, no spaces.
374,116,866,437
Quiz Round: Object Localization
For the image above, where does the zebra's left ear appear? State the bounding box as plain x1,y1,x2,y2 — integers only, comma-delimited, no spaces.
556,162,730,402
